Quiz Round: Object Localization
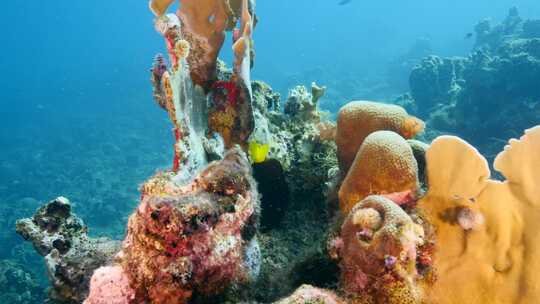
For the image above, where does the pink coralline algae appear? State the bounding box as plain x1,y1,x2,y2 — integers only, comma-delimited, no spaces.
83,266,135,304
85,147,260,304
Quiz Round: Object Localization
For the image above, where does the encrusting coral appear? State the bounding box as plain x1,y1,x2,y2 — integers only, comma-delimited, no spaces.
331,195,429,304
338,130,420,214
335,101,424,173
85,148,260,304
416,126,540,304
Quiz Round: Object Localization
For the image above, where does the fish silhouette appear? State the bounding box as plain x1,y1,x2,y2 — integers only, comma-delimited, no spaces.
339,0,352,5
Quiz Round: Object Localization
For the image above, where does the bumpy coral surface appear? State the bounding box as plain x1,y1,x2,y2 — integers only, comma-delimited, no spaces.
15,197,121,303
339,131,419,214
335,101,424,173
416,126,540,304
274,284,346,304
119,147,260,304
336,195,427,303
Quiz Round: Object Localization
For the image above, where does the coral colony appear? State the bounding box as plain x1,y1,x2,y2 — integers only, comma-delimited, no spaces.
15,2,540,304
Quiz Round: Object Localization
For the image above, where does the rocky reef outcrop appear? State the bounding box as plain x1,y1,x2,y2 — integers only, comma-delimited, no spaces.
14,2,540,304
15,197,121,303
404,7,540,156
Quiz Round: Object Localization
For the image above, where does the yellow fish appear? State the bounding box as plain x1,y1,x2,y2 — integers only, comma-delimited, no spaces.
249,141,270,164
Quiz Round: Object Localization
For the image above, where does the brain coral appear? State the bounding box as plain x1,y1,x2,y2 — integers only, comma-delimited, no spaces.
338,195,425,303
335,101,424,173
417,125,540,304
339,130,419,215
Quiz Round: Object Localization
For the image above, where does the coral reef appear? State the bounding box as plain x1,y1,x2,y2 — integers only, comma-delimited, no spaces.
150,0,258,177
387,37,433,94
338,130,420,214
335,101,424,173
15,197,121,303
332,195,429,303
243,82,339,301
404,7,540,158
408,55,466,117
0,260,43,303
416,126,540,303
15,2,540,304
116,148,259,303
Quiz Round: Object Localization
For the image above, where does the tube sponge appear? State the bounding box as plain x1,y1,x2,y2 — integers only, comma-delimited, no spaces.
338,130,419,215
335,101,424,173
417,126,540,304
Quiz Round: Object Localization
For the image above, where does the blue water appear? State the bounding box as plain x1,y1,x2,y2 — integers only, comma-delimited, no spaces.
2,0,540,302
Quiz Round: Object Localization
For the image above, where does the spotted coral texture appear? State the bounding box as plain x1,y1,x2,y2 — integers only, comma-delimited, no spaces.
417,126,540,304
335,101,424,173
122,148,259,304
339,196,424,303
339,131,419,215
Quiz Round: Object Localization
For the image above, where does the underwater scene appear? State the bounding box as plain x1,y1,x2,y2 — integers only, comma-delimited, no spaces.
2,0,540,303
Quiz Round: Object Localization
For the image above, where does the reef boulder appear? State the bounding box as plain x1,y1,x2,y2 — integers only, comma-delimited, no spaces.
15,197,121,303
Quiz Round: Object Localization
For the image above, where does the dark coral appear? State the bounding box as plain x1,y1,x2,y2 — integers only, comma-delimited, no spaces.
405,7,540,157
15,197,121,303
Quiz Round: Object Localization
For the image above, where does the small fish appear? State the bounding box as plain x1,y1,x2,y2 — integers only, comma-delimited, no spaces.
465,32,473,39
338,0,352,5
